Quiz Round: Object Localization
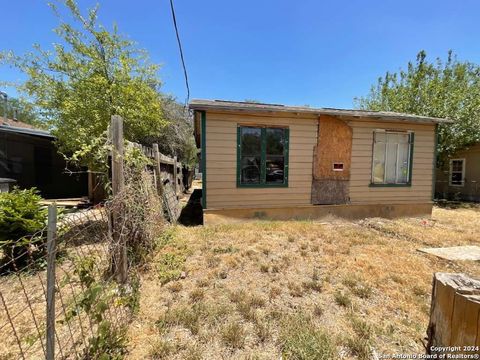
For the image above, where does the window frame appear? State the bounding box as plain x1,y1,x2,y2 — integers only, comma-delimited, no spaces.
370,130,415,187
449,158,466,187
236,125,289,188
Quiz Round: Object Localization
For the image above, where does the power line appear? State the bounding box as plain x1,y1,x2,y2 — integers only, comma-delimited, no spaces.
169,0,190,105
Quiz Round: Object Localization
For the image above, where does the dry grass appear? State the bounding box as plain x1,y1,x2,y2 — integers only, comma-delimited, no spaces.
126,205,480,359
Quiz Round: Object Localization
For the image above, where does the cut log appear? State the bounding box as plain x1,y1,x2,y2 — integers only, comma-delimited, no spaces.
427,272,480,353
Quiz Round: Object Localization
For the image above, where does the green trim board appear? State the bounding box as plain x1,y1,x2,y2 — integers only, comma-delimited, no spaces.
201,111,206,209
432,124,438,200
236,125,289,188
408,132,415,184
369,183,412,188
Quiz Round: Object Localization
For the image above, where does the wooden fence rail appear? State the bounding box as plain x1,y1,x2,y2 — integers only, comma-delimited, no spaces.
126,140,184,196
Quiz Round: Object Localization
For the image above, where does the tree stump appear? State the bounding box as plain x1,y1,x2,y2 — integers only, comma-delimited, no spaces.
427,272,480,353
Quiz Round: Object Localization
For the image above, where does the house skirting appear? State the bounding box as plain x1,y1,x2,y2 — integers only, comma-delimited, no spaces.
203,203,433,225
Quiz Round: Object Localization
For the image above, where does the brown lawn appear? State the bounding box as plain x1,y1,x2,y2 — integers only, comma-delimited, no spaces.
126,205,480,359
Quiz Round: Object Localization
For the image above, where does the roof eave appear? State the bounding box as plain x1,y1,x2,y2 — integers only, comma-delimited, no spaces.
189,102,452,125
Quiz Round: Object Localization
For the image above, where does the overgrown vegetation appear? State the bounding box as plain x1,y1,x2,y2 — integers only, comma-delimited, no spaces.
356,50,480,161
0,96,44,127
0,188,48,270
126,205,480,359
1,0,196,171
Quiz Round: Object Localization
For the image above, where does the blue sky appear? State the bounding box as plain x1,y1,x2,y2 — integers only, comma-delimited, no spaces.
1,0,479,108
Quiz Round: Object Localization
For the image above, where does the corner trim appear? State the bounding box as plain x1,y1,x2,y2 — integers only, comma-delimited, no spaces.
201,111,207,209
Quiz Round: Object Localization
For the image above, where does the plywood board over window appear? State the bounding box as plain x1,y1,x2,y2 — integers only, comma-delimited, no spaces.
312,115,353,204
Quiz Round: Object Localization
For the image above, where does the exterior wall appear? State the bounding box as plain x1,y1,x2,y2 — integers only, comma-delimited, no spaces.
205,111,317,209
348,120,436,204
435,144,480,201
0,131,88,199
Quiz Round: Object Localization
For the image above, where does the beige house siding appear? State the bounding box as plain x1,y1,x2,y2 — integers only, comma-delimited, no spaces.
205,111,318,209
436,143,480,201
348,120,436,204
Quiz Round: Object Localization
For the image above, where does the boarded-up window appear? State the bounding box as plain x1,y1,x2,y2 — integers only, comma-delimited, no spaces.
372,131,413,185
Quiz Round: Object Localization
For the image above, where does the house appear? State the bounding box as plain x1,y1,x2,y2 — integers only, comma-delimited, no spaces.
190,99,451,224
435,143,480,202
0,117,88,199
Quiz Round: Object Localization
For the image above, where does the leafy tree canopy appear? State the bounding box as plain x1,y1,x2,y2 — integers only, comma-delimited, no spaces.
153,95,197,168
355,51,480,162
0,96,45,128
1,0,168,169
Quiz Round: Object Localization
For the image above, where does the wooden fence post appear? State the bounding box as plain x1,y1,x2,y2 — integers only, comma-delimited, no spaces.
46,204,57,360
111,115,127,284
173,155,178,196
152,143,164,197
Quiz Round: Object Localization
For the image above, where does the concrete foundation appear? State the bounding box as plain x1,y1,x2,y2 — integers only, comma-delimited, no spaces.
203,203,433,225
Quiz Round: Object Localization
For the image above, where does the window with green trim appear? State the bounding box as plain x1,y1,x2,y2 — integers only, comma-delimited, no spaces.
371,131,414,185
237,126,289,187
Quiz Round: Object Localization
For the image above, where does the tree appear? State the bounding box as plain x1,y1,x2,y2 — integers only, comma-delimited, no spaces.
0,96,44,128
153,96,197,167
356,51,480,162
1,0,167,169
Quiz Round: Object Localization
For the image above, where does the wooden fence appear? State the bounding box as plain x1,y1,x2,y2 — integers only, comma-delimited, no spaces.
111,116,183,224
126,141,184,197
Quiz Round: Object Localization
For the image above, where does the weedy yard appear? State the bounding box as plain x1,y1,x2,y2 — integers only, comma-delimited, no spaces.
126,205,480,359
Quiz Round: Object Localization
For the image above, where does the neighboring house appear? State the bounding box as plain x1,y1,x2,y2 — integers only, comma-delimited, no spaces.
190,99,450,224
0,117,88,199
435,143,480,202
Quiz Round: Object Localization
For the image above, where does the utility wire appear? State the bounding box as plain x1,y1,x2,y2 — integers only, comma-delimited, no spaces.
169,0,190,106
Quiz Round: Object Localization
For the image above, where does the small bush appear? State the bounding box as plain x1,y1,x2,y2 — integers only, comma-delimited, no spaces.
255,320,270,343
0,188,48,270
279,314,335,360
288,282,304,297
221,321,246,349
157,253,186,285
346,316,373,359
189,288,205,303
150,339,176,359
212,245,238,254
302,280,323,293
334,291,352,308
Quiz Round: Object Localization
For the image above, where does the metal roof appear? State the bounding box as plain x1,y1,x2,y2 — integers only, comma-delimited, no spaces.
0,123,54,138
189,99,452,124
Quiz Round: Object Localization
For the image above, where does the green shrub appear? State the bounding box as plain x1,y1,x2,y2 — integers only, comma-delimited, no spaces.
0,188,47,269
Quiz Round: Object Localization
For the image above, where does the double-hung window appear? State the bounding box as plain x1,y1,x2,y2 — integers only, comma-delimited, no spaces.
237,126,289,187
449,159,465,186
371,131,414,186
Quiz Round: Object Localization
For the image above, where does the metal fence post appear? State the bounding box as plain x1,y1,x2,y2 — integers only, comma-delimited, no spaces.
46,204,57,360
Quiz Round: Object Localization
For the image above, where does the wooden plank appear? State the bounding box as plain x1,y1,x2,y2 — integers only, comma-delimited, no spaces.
152,144,164,197
173,155,178,196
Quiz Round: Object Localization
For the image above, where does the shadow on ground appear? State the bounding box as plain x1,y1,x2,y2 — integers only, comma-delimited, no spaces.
178,189,203,226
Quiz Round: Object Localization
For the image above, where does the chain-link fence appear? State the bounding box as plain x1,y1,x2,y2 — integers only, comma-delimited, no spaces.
0,205,138,359
0,115,171,359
